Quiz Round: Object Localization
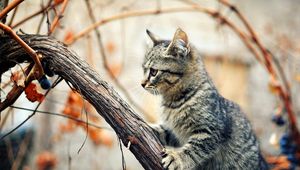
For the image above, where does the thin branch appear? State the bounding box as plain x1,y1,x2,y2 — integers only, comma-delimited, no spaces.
11,131,32,170
1,77,62,140
36,0,52,34
48,0,69,35
0,109,34,140
0,23,44,80
0,107,12,130
66,5,263,65
0,63,33,112
10,105,111,131
11,1,59,29
84,0,150,120
0,86,52,140
66,6,216,44
4,137,15,164
118,137,126,170
217,0,299,147
7,5,18,27
0,0,23,20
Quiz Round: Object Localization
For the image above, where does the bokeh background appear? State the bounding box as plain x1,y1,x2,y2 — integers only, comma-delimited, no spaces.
1,0,300,169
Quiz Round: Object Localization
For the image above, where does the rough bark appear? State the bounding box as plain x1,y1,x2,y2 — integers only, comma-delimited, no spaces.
0,34,164,170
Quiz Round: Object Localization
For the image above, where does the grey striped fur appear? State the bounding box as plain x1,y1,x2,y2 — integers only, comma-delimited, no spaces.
141,28,268,170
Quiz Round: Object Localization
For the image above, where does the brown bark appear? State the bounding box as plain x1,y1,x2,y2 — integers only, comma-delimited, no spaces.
0,34,163,170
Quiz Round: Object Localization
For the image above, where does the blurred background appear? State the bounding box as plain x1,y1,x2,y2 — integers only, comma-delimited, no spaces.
1,0,300,169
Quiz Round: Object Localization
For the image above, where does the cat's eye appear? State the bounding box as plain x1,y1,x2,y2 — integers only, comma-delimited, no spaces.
149,68,158,76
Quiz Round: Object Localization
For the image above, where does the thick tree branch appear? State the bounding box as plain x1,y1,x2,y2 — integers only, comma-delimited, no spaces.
0,34,163,170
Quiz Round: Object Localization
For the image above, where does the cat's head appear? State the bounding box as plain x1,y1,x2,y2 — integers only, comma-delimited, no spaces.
141,28,197,96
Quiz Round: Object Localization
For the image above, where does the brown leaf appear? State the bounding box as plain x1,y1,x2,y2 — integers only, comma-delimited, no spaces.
25,83,44,102
106,41,117,55
64,30,74,44
54,0,64,5
36,151,57,170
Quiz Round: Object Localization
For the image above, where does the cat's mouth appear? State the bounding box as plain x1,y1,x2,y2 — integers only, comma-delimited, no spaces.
145,86,160,95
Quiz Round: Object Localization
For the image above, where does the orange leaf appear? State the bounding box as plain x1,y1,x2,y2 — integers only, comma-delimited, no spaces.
108,62,122,77
268,76,281,95
88,128,113,147
266,155,290,170
25,83,44,102
10,71,25,87
10,72,20,82
295,75,300,82
64,30,74,44
105,41,117,55
36,151,57,170
59,121,77,132
63,106,81,118
54,0,64,5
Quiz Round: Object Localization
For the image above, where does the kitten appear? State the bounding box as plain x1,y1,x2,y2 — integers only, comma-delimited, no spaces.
141,28,268,170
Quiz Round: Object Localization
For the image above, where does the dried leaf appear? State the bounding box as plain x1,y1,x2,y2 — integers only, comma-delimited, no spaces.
54,0,64,5
108,62,122,77
25,83,44,102
60,91,112,147
36,151,57,170
106,41,117,55
266,155,290,170
88,127,113,147
295,75,300,82
268,77,281,94
64,30,74,44
59,121,77,132
11,71,25,87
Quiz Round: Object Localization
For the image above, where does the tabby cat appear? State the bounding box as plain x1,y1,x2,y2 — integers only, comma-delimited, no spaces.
141,28,268,170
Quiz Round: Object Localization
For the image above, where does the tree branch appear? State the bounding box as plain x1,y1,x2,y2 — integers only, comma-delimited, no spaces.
0,34,164,170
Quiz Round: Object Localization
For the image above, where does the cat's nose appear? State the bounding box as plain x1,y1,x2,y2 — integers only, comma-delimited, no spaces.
141,82,146,88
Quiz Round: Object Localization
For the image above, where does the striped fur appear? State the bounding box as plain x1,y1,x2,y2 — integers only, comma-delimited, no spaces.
142,28,268,170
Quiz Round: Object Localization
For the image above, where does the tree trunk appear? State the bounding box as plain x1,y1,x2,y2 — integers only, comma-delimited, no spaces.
0,34,164,170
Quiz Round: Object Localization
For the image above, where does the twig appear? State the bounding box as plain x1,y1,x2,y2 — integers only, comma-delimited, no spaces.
0,0,23,20
36,0,52,34
118,137,126,170
4,137,15,164
183,0,264,64
218,0,299,147
0,23,44,80
10,105,111,131
83,0,150,120
0,110,34,140
269,51,290,93
85,35,95,67
11,131,32,170
68,142,72,170
0,107,12,130
0,64,34,112
0,77,62,140
7,5,18,27
11,1,59,29
0,87,52,141
66,5,262,65
48,0,69,35
66,6,214,44
74,81,89,154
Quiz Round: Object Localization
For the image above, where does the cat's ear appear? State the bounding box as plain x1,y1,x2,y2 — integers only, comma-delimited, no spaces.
146,29,160,46
166,28,190,58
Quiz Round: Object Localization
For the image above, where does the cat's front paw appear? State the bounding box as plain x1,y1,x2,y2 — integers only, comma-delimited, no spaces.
161,148,183,170
150,124,168,145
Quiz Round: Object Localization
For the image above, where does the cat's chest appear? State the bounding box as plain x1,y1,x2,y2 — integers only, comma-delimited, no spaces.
162,107,194,143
